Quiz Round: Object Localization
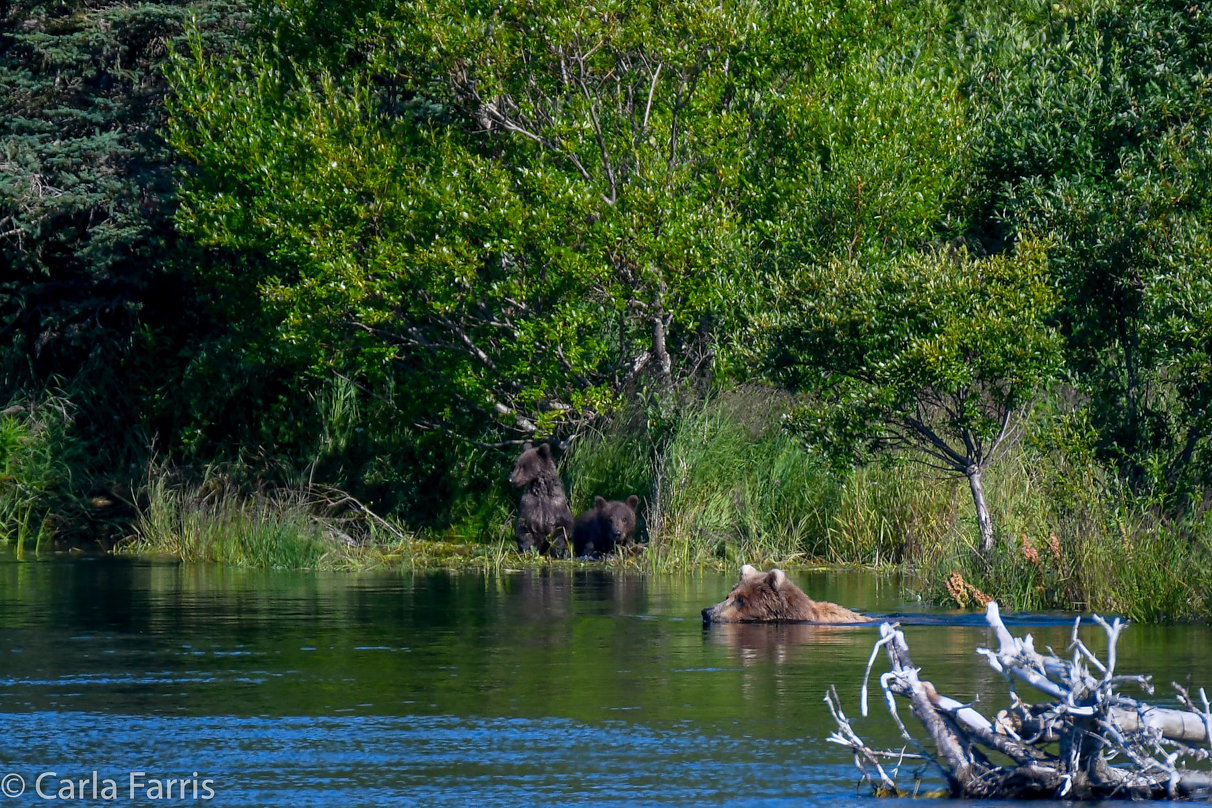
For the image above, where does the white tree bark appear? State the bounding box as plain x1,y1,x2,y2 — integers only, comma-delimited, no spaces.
966,465,995,552
827,602,1212,800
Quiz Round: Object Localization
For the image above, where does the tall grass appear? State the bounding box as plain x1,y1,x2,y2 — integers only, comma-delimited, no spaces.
648,392,839,570
0,399,74,556
562,389,970,572
124,465,537,572
910,448,1212,622
564,388,841,571
129,471,335,568
825,461,961,567
563,389,1212,621
563,419,654,515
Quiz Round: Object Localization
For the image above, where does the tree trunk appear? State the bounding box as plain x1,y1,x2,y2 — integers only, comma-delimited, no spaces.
967,465,995,553
651,312,672,384
1013,706,1211,745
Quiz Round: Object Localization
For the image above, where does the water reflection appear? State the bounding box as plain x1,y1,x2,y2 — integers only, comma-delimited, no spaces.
706,621,876,666
1,552,1210,807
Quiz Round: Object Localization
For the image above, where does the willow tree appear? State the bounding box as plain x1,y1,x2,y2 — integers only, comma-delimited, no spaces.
761,241,1062,552
167,0,873,442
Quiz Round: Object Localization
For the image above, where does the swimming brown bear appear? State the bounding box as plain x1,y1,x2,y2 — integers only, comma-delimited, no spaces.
701,565,873,624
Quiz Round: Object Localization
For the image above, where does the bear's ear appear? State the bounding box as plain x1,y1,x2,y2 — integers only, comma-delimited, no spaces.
594,495,608,509
625,495,639,511
766,569,787,590
537,442,552,459
522,442,534,452
740,563,759,580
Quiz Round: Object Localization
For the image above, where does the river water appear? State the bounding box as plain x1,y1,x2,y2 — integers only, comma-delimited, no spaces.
1,553,1210,806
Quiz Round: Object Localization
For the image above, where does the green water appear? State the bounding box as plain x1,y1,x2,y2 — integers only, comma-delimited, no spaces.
1,553,1209,806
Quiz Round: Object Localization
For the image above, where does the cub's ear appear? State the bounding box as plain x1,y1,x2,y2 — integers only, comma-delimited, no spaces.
537,442,552,458
740,563,759,579
625,495,639,511
522,442,534,452
594,495,608,509
766,569,787,590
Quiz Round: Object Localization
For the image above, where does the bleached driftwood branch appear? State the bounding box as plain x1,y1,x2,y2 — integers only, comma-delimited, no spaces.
826,602,1212,800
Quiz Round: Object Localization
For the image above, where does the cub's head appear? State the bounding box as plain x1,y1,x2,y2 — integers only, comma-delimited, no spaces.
595,495,639,544
508,442,554,488
702,565,794,623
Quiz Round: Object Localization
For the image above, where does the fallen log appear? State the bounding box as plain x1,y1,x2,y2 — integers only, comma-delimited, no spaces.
826,603,1212,800
1008,705,1211,745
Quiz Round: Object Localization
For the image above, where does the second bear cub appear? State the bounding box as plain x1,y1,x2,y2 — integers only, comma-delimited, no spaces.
573,495,639,557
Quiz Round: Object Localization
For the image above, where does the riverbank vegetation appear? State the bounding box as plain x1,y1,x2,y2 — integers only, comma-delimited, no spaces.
3,0,1212,620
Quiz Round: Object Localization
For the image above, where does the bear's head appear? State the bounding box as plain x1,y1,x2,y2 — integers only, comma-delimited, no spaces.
701,565,794,623
508,442,554,489
594,495,639,544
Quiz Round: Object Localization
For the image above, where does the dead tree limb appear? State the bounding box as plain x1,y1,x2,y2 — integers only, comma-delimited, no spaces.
825,602,1212,800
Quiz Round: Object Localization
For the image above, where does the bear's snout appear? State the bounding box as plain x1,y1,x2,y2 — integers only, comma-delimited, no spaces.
701,606,713,623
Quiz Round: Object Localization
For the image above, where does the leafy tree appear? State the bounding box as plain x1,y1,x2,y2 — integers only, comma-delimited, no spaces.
761,241,1062,552
748,0,975,271
169,40,608,442
962,0,1212,496
397,0,844,389
167,0,897,443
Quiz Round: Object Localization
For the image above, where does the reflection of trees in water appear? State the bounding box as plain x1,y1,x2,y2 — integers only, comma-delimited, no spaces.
498,570,575,621
707,622,872,667
454,570,670,715
568,569,649,615
9,564,1212,734
480,569,653,623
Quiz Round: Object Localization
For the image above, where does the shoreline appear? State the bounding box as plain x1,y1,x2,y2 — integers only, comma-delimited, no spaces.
4,539,899,576
4,532,1209,624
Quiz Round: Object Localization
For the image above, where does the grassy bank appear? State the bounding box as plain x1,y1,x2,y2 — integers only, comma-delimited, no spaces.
560,389,1212,621
125,468,571,572
4,391,1212,621
0,399,78,557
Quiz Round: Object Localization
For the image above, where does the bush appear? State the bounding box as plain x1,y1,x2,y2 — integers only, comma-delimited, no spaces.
127,466,415,570
0,399,76,555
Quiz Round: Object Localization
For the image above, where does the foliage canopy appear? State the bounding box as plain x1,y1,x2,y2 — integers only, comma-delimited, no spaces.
761,241,1063,548
5,0,1212,550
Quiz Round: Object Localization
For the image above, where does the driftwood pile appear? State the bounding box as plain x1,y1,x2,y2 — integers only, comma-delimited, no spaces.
826,602,1212,800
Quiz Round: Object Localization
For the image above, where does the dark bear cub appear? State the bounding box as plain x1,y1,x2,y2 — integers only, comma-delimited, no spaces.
573,495,639,557
509,441,574,556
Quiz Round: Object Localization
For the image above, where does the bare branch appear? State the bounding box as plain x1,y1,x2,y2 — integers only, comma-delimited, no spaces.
827,605,1212,799
900,414,970,469
642,62,661,133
